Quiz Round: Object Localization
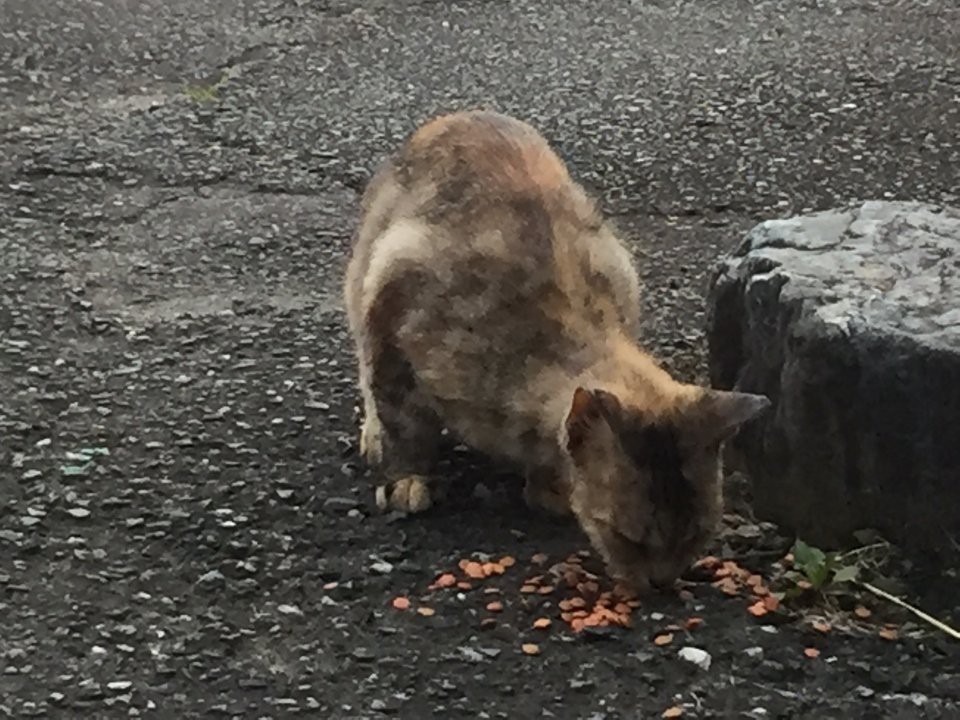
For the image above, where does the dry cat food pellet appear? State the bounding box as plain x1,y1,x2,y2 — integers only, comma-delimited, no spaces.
521,643,541,656
391,596,411,610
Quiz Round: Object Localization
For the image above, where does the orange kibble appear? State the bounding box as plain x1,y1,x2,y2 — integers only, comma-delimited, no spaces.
627,599,642,608
563,571,581,587
571,618,586,632
435,573,457,589
751,583,770,597
684,617,704,630
521,643,541,656
486,600,504,613
458,559,470,571
763,595,780,612
614,602,632,615
391,596,411,610
456,581,473,591
714,577,740,596
486,562,507,576
804,647,820,659
537,585,555,595
747,601,768,617
533,617,552,630
577,581,600,596
746,574,763,587
499,555,516,568
812,620,832,634
531,553,549,565
662,707,684,719
854,605,872,619
417,606,436,617
520,584,537,594
796,579,812,590
653,633,674,646
560,612,574,623
879,626,899,641
464,562,485,579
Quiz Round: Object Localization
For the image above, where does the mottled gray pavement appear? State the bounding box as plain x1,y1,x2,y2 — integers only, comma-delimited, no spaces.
1,1,959,718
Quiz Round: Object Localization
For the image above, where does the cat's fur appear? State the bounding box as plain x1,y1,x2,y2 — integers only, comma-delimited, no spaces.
344,110,770,593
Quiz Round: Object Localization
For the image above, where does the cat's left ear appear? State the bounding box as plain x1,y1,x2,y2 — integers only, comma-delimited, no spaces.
690,389,771,444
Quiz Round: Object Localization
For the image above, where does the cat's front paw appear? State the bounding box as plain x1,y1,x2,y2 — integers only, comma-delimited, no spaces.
359,414,384,465
375,475,432,513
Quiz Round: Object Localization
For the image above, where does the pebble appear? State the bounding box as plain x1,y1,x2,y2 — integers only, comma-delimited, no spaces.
370,560,393,574
678,646,712,670
323,496,358,511
744,646,764,659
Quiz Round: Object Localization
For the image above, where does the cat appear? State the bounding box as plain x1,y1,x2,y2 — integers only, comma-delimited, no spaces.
343,109,771,593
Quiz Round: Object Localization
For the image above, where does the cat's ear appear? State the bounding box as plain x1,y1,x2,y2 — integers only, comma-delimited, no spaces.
690,389,771,444
564,387,620,455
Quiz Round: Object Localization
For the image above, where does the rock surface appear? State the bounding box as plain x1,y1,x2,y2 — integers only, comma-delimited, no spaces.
708,200,960,556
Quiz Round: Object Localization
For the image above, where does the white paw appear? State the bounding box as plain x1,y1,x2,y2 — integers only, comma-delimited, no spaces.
375,475,432,514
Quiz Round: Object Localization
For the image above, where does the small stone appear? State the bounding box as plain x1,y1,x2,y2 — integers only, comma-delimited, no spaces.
677,647,712,670
744,646,764,659
352,647,375,662
324,497,358,512
107,681,132,691
370,560,394,574
67,508,91,518
569,677,595,691
197,570,225,585
458,647,486,663
277,604,303,616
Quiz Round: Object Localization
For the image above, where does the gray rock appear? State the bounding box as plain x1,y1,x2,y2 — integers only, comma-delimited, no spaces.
707,201,960,558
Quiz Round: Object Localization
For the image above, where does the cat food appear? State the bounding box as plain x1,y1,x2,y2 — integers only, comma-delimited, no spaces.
391,596,411,610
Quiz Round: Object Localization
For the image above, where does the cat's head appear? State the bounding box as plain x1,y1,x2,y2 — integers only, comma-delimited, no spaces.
560,384,770,594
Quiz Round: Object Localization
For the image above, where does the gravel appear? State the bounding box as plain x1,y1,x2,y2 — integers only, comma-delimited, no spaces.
1,0,959,717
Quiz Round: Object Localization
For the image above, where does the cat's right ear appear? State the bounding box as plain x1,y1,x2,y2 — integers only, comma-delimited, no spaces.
564,387,619,454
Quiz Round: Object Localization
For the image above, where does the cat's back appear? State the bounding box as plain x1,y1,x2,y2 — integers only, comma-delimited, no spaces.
347,110,639,347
